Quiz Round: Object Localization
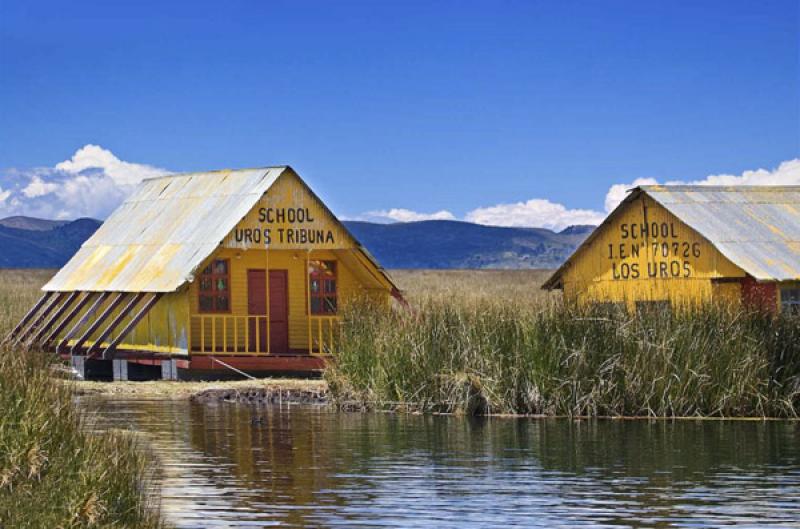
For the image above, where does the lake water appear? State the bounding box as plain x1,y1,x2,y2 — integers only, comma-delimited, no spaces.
85,399,800,528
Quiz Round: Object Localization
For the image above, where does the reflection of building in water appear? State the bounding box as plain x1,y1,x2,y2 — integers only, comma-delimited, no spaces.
10,167,401,379
544,186,800,313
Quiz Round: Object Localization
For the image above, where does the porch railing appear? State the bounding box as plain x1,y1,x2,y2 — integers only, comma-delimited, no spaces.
189,314,338,355
308,315,339,355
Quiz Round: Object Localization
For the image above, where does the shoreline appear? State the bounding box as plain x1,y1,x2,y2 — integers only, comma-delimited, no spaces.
73,379,799,420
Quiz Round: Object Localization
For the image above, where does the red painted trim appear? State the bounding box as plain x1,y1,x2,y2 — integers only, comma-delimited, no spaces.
741,276,778,313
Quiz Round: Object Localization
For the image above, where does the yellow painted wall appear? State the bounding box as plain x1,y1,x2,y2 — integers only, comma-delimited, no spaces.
51,289,189,355
561,195,746,310
223,168,356,252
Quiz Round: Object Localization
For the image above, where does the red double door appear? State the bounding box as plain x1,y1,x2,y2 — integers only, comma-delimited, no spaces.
247,270,289,354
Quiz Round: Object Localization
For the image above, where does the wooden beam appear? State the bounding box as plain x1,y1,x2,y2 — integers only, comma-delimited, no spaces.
86,292,146,358
57,292,108,355
101,293,163,359
3,292,53,345
27,291,79,347
14,292,66,347
42,292,95,350
71,293,127,356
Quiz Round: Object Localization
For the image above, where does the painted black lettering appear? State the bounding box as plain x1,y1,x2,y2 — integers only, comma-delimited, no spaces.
683,261,691,277
306,208,315,222
277,228,285,243
612,263,620,280
692,242,701,258
670,223,677,238
660,262,668,278
682,242,690,258
648,263,657,277
631,263,640,279
621,224,629,239
619,244,627,259
631,244,640,258
670,260,680,277
325,231,334,244
672,242,679,256
276,209,285,223
608,244,614,259
661,243,669,258
258,207,267,222
264,229,271,244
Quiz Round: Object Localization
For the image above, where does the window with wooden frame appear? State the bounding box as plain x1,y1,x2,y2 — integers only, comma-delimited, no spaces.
199,259,230,313
309,260,337,315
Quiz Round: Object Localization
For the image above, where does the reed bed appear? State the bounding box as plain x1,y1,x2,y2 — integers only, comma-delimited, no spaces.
0,269,164,528
328,272,800,418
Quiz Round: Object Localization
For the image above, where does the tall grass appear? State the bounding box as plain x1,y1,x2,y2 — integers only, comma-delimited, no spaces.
0,270,164,528
327,296,800,417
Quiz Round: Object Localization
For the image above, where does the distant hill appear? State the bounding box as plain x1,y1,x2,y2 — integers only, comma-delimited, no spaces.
344,220,593,269
0,216,593,269
0,216,101,268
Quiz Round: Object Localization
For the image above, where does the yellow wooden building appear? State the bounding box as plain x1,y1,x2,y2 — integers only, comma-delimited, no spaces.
8,166,402,379
543,185,800,313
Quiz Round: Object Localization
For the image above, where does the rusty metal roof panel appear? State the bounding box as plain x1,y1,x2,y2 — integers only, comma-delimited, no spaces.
43,167,286,292
642,186,800,281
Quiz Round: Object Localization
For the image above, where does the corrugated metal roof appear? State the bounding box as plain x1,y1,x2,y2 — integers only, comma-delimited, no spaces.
543,185,800,289
642,185,800,281
43,167,286,292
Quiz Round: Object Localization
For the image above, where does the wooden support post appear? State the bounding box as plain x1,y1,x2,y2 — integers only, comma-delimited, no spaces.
27,291,79,347
102,293,162,359
71,292,126,356
307,250,312,354
42,292,95,350
265,248,270,355
58,292,108,355
13,292,64,346
4,292,53,345
88,292,146,358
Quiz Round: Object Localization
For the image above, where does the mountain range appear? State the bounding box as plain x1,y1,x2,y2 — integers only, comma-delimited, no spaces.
0,216,593,269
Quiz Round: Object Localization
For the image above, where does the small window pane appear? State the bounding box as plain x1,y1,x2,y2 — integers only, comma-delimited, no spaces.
200,278,212,291
213,260,227,274
199,295,214,311
216,296,229,311
216,278,228,291
203,265,212,275
310,279,320,294
324,297,337,313
324,279,336,294
311,297,322,314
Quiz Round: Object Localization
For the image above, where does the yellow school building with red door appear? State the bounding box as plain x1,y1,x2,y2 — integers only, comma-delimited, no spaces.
544,185,800,313
9,166,402,379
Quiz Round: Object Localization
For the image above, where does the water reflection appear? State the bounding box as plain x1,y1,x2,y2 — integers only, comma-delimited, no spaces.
85,399,800,528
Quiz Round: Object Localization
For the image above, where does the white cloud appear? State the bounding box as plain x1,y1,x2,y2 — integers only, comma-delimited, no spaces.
0,145,170,220
350,208,457,223
22,175,59,198
352,159,800,231
55,144,166,186
465,199,605,231
603,158,800,212
604,177,658,213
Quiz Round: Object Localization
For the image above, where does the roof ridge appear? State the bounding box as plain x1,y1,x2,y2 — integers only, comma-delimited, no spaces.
639,184,800,191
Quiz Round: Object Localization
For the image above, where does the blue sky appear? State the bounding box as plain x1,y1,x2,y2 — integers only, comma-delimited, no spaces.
0,0,798,229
